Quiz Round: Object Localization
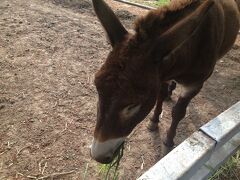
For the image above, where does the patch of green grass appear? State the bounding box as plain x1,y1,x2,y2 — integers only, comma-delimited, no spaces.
98,144,124,180
154,0,170,6
98,164,120,180
208,150,240,180
83,163,89,180
129,0,170,7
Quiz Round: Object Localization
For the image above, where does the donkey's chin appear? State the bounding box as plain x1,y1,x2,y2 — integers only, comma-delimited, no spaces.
90,137,126,164
93,153,114,164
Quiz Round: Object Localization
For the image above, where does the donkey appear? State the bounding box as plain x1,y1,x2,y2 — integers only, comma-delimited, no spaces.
90,0,240,164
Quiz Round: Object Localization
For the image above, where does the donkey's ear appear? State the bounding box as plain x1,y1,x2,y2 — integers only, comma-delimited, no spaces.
156,0,214,60
92,0,128,47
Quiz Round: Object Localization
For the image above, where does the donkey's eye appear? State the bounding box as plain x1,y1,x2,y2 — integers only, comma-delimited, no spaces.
120,104,141,119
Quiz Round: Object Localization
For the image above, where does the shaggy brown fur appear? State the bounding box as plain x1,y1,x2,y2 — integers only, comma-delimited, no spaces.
135,0,201,38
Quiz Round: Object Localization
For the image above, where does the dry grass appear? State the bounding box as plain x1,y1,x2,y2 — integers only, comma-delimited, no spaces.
209,150,240,180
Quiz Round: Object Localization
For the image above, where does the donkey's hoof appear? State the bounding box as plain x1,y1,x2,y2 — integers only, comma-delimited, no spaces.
147,122,159,131
162,144,174,156
163,138,174,148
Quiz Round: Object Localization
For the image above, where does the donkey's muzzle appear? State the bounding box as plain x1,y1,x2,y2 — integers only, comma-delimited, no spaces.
90,137,125,164
91,153,113,164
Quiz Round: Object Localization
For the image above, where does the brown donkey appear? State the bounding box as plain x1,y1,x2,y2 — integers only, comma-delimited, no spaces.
90,0,240,164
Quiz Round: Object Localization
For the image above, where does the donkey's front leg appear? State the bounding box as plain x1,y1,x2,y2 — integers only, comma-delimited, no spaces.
148,83,168,131
163,84,203,147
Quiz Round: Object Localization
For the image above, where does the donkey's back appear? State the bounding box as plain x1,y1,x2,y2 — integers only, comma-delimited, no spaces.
216,0,240,57
147,0,240,83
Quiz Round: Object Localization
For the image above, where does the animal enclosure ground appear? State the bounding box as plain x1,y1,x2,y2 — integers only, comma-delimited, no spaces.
0,0,239,179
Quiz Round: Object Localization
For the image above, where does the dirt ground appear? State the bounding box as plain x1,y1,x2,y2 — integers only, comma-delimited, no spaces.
0,0,239,179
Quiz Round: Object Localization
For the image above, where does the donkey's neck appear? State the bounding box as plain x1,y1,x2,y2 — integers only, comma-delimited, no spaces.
134,0,202,39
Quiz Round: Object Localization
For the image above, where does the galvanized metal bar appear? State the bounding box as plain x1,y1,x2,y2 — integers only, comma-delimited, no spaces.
113,0,156,10
138,131,216,180
138,101,240,180
190,132,240,180
200,101,240,150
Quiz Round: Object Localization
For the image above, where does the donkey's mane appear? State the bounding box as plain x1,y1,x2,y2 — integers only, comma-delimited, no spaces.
134,0,202,39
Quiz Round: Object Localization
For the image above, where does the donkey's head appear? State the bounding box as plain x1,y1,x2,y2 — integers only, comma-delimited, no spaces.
90,0,214,163
90,0,160,164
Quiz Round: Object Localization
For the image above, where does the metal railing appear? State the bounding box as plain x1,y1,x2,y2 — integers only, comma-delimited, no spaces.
113,0,156,10
138,102,240,180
